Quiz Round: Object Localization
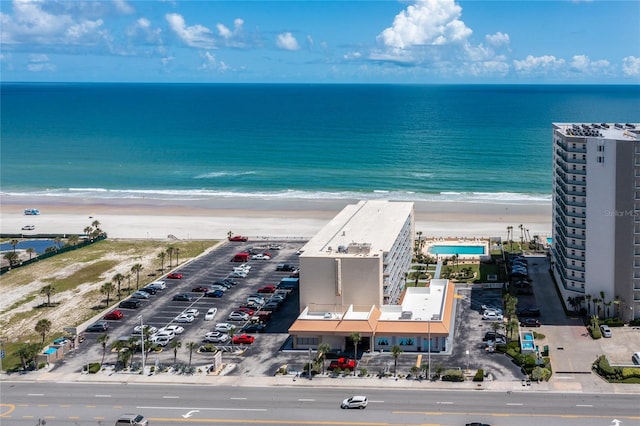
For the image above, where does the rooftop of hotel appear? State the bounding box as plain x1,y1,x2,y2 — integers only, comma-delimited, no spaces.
300,200,414,258
553,122,639,140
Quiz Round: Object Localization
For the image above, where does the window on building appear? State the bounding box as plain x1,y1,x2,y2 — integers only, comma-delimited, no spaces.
377,337,389,346
296,337,319,346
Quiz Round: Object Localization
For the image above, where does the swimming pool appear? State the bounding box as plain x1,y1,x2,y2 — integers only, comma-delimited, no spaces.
428,245,486,255
546,237,553,245
43,347,57,355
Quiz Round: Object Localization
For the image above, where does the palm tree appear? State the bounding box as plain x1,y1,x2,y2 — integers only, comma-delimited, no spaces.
505,319,518,340
390,345,403,376
14,343,41,371
112,273,125,300
91,220,101,231
40,285,55,306
317,342,332,374
592,298,601,319
157,251,166,272
98,333,110,366
186,342,199,367
504,293,518,321
585,294,592,315
35,318,52,343
54,236,63,249
10,239,19,252
171,339,182,364
26,247,36,260
131,263,143,290
506,226,513,247
415,231,423,258
125,273,132,293
100,282,115,307
175,248,180,266
349,332,362,364
613,295,621,319
83,226,93,236
604,301,613,319
67,234,80,246
166,246,174,269
3,252,19,268
518,224,524,252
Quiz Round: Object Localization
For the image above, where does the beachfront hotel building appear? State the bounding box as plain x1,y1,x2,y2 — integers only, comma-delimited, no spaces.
550,123,640,321
288,200,457,353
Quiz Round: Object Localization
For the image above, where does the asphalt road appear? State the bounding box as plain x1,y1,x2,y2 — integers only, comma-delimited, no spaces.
1,382,638,426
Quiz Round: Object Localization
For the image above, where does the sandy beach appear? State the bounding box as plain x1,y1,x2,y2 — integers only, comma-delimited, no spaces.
0,194,552,241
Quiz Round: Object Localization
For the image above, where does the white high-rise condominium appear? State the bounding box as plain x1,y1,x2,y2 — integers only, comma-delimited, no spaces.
551,123,640,322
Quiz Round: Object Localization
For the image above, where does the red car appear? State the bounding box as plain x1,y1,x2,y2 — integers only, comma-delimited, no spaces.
167,273,183,279
257,285,277,294
191,286,209,292
328,357,357,371
237,307,255,316
104,310,124,320
229,235,249,242
232,334,255,344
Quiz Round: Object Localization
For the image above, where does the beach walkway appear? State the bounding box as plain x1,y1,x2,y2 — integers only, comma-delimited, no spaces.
434,260,443,279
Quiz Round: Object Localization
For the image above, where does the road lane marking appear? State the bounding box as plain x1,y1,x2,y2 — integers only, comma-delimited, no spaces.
138,406,267,411
0,404,16,417
436,401,453,405
27,394,44,396
506,403,523,406
230,397,247,400
298,399,315,402
163,396,180,399
95,394,112,398
576,404,593,407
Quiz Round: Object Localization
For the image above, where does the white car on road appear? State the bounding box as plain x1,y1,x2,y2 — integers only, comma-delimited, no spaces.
204,308,218,321
148,281,167,290
228,311,250,321
183,308,200,317
132,325,157,335
251,254,271,260
203,331,231,343
482,311,504,321
160,325,184,335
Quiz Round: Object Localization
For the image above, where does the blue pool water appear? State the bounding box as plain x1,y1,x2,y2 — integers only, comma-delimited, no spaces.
522,342,534,350
428,245,486,255
0,239,56,254
546,237,553,244
43,347,57,355
523,334,534,341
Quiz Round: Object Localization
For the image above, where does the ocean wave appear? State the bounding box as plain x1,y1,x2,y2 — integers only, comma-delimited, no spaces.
1,187,552,205
194,171,258,179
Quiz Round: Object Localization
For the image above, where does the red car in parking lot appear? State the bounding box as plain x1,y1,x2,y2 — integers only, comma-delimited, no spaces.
104,310,124,320
191,286,210,292
237,307,255,316
232,334,255,344
257,285,277,294
229,235,249,242
167,273,183,279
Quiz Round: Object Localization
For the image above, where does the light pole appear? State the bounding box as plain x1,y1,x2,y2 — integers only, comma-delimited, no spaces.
427,320,431,380
465,349,470,373
138,315,145,373
308,347,313,380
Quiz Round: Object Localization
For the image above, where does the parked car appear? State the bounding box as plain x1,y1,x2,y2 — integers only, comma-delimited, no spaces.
172,293,192,302
22,224,36,230
520,318,541,327
483,331,504,342
632,352,640,365
251,253,271,260
229,235,249,242
204,290,224,298
213,280,233,288
340,395,367,409
150,335,171,347
268,244,282,250
131,291,150,299
167,272,183,279
132,325,157,335
276,263,297,271
236,307,255,316
203,331,231,344
600,324,612,338
481,305,503,315
147,281,166,290
228,311,250,321
221,278,239,286
191,286,210,293
246,296,266,305
204,308,218,321
183,308,200,317
104,310,124,320
86,321,109,332
119,299,141,309
209,285,228,293
174,314,195,323
232,334,255,344
240,323,265,333
159,325,184,335
229,270,248,278
257,285,277,294
138,287,157,295
328,357,357,371
517,307,541,317
215,323,236,333
262,301,280,312
482,311,504,321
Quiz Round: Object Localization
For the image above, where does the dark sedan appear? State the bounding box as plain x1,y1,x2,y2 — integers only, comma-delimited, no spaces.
172,293,193,302
520,318,541,327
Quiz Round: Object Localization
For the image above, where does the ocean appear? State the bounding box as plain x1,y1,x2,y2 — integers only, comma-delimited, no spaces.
1,83,638,205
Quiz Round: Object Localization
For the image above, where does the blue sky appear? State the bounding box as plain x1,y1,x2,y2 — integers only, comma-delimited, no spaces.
1,0,639,83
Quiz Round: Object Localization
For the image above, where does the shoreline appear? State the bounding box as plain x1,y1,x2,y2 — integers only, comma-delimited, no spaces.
0,194,552,240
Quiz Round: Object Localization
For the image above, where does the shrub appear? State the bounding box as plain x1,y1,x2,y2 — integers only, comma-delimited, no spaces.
473,369,484,382
589,326,602,339
358,368,368,377
629,319,640,327
601,319,625,327
531,366,551,382
532,331,546,340
86,362,101,374
441,369,464,382
621,367,640,379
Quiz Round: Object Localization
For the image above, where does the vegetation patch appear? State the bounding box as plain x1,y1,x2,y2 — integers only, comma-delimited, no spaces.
593,355,640,384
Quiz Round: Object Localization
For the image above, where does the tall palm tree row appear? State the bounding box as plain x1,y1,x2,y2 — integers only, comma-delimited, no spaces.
130,263,143,290
35,318,52,343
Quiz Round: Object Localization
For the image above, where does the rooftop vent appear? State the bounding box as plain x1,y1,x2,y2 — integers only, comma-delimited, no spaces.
337,245,347,253
400,311,413,320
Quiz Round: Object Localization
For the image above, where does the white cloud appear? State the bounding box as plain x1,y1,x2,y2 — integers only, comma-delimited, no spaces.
569,55,612,75
622,56,640,77
377,0,472,49
276,32,300,50
513,55,565,74
27,52,55,71
113,0,134,15
485,32,509,47
1,0,104,45
127,17,162,45
217,18,243,40
165,13,214,49
198,51,230,72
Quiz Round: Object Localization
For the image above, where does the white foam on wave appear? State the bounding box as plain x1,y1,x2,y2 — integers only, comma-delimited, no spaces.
194,171,258,179
2,187,552,205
